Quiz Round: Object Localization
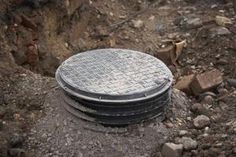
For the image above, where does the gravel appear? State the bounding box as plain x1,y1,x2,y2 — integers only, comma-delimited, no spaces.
25,89,191,157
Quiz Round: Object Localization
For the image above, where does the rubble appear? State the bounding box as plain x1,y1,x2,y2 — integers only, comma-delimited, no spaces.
227,78,236,88
161,143,183,157
201,95,214,104
174,74,194,95
193,115,210,129
179,130,188,136
177,137,198,150
190,69,223,95
215,16,232,26
131,19,144,28
191,103,208,114
185,17,203,29
210,27,231,37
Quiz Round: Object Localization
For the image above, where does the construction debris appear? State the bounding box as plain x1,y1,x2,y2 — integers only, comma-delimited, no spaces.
174,74,195,95
190,69,223,95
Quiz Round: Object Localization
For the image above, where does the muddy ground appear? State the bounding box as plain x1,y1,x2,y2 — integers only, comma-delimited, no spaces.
0,0,236,157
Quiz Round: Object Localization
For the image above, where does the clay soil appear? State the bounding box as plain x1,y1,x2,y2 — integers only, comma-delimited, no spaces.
0,0,236,157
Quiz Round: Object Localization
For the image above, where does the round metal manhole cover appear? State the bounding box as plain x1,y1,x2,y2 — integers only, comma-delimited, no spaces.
56,49,173,103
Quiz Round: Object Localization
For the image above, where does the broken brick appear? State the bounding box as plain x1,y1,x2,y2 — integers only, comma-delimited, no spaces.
190,69,223,95
174,74,195,95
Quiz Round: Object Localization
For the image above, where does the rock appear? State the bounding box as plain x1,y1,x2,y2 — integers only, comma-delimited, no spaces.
174,74,194,95
210,27,231,37
131,20,144,28
8,148,26,157
218,88,228,96
173,16,185,26
227,78,236,88
216,58,227,65
161,143,183,157
201,95,214,104
10,133,24,148
190,69,223,95
179,130,188,136
193,115,210,129
191,103,207,114
215,16,232,26
177,137,198,150
185,17,202,29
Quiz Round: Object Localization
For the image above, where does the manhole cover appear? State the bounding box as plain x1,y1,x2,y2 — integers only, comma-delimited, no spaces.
56,49,173,125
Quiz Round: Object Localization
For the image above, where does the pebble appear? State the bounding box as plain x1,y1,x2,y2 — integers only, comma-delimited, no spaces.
193,115,210,129
218,88,228,95
185,17,202,29
201,95,214,104
131,20,144,28
191,103,205,114
210,26,231,37
161,143,183,157
177,137,198,150
179,130,188,136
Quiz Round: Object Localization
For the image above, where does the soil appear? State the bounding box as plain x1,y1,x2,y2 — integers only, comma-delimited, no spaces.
0,0,236,157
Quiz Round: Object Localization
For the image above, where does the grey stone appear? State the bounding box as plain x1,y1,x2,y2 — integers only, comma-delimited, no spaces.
161,143,183,157
131,19,144,28
179,130,188,136
210,26,231,37
185,17,202,28
193,115,210,129
178,137,198,150
201,95,214,105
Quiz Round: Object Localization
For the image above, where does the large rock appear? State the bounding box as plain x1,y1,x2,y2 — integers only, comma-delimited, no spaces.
190,69,223,95
193,115,210,129
161,143,183,157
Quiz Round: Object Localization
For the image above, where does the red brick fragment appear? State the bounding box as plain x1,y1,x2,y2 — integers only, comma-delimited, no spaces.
190,69,223,95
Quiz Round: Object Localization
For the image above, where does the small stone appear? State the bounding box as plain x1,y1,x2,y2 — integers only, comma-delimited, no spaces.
177,137,198,150
185,17,203,29
187,117,192,121
8,148,25,157
161,143,183,157
191,103,205,113
210,26,231,37
218,88,228,95
179,130,188,136
201,95,214,104
216,58,227,65
165,122,174,128
227,79,236,88
193,115,210,129
131,19,144,28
